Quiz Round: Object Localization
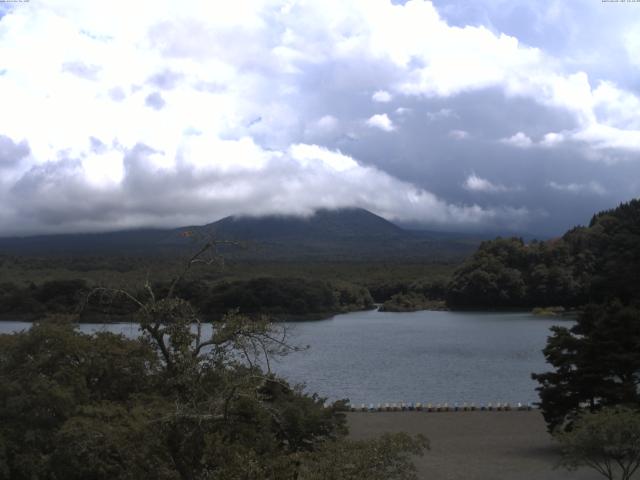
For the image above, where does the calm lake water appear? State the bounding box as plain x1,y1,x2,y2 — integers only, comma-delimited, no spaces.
0,309,567,405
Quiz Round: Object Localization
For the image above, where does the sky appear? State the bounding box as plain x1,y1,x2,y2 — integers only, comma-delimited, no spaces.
1,0,640,237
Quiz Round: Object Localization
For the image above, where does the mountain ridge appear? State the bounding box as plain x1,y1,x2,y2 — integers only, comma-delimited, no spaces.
0,208,481,260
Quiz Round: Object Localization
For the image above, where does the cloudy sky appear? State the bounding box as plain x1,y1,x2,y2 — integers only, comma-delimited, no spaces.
1,0,640,237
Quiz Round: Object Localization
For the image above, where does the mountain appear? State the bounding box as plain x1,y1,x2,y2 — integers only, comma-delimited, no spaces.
0,208,481,260
205,208,468,260
208,208,404,241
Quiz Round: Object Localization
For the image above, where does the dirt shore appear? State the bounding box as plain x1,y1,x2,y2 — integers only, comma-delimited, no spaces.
347,411,603,480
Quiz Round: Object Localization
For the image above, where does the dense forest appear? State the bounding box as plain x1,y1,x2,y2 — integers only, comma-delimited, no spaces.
0,276,374,321
0,253,455,320
447,199,640,309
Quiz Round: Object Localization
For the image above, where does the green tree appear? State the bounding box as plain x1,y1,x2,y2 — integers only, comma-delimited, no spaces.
555,407,640,480
297,432,428,480
447,199,640,310
0,318,159,480
532,304,640,432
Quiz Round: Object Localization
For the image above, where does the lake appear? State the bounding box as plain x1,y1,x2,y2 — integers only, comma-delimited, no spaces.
0,309,566,406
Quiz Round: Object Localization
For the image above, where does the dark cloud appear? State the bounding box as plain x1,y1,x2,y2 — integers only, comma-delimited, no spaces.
338,89,577,190
6,150,206,233
145,91,166,110
0,140,519,236
0,135,29,168
246,60,634,236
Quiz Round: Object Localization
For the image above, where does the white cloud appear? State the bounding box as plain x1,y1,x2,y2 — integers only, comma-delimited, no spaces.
449,129,469,140
592,80,640,130
1,0,639,162
304,115,339,139
571,123,640,151
501,132,533,148
288,143,357,172
316,115,338,130
0,0,636,235
372,90,392,103
395,107,411,115
624,25,640,70
3,139,524,235
366,113,395,132
534,123,640,154
547,181,606,196
540,132,565,147
333,0,640,157
463,173,519,193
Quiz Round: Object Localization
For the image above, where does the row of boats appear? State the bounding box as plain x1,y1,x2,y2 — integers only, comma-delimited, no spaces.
350,401,535,412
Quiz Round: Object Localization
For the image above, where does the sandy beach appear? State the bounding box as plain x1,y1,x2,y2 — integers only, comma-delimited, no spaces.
348,411,603,480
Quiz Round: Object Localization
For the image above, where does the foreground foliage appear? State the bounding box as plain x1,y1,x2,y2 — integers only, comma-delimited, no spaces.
297,433,428,480
0,302,425,479
555,407,640,480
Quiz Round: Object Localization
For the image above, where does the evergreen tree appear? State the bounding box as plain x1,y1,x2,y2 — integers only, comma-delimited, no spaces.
532,303,640,432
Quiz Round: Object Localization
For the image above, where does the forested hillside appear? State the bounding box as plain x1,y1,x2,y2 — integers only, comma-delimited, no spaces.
0,208,480,261
447,199,640,309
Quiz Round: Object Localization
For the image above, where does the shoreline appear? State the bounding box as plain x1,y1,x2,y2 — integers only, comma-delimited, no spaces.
347,411,600,480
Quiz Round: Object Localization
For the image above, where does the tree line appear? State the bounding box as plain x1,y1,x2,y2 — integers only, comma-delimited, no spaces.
447,199,640,309
0,276,374,321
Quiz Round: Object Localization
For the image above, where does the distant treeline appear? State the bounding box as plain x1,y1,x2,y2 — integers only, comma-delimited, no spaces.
169,277,374,319
369,278,448,312
447,199,640,309
0,279,90,318
9,199,639,317
0,277,374,321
